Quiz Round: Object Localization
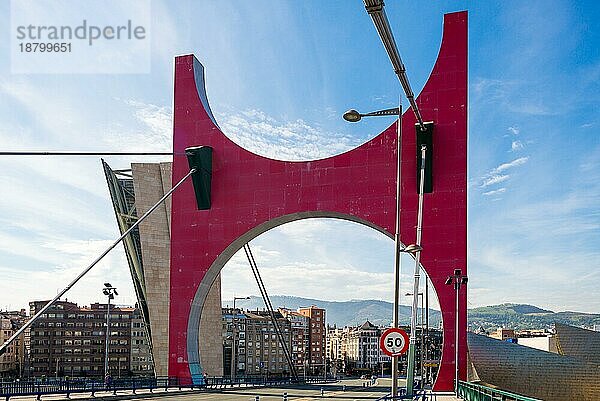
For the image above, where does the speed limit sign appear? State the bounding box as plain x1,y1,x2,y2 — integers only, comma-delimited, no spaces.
380,328,409,357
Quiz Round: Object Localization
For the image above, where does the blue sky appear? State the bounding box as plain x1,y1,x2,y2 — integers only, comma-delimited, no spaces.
0,1,599,314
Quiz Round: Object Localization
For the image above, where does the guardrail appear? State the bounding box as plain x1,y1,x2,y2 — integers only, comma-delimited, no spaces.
375,388,434,400
457,381,542,401
0,375,335,400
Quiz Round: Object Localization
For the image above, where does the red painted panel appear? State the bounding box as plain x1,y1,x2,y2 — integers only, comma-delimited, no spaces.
169,11,467,392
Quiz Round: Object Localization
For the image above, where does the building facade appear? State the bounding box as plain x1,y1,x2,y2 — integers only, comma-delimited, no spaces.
279,308,310,374
224,309,293,377
345,321,389,371
326,322,443,380
298,306,326,374
326,326,349,376
0,310,27,377
27,300,154,378
489,328,516,341
129,307,154,376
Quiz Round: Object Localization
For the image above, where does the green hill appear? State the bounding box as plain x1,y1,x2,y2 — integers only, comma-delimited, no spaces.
468,303,600,331
225,295,441,327
226,297,599,331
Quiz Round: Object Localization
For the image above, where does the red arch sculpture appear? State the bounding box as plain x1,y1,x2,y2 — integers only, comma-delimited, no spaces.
169,11,467,391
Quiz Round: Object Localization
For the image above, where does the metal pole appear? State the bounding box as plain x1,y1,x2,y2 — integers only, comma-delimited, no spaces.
304,360,307,382
391,104,403,399
231,300,237,381
406,145,427,396
420,293,424,382
104,295,111,379
363,0,426,130
455,280,460,395
0,168,196,356
425,279,429,384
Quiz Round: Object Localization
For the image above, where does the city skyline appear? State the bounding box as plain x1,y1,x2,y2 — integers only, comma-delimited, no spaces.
0,1,599,314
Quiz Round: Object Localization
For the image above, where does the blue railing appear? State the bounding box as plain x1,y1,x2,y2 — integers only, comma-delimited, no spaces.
0,375,335,400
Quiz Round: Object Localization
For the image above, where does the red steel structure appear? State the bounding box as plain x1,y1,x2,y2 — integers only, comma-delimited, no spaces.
168,11,467,391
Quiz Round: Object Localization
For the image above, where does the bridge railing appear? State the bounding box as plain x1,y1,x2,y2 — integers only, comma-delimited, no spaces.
457,381,542,401
0,375,335,400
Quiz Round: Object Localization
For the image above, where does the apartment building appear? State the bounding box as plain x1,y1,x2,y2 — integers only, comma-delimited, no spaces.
298,306,326,374
128,307,154,376
223,308,292,376
326,326,348,376
327,322,391,374
27,300,145,378
279,308,310,373
489,328,517,342
346,321,390,370
0,310,27,377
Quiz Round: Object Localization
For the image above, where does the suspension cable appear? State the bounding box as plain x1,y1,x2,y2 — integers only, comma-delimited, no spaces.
0,151,174,156
243,243,298,380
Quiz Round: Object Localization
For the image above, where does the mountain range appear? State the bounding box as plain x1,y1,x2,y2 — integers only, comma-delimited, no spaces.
226,295,600,331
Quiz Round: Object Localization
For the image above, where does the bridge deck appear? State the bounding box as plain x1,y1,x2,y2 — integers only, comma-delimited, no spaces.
6,379,461,401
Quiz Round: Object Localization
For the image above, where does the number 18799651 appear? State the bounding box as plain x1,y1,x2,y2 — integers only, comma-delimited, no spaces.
19,42,72,52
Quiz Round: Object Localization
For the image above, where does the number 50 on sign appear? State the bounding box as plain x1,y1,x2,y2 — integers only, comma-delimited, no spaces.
379,328,410,357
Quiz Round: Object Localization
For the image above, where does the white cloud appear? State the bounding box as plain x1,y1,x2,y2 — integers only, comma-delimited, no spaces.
220,218,430,307
482,188,506,196
469,241,600,313
493,157,529,174
217,109,361,161
104,99,173,152
481,174,509,188
0,238,136,310
478,157,529,195
0,83,176,311
511,140,524,152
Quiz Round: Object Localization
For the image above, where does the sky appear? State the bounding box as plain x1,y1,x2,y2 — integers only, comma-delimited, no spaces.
0,1,599,315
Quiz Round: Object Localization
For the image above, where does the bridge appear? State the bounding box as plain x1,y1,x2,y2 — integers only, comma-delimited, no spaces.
4,1,591,400
0,378,467,401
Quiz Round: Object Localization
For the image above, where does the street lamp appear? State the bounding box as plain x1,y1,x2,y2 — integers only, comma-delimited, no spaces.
103,283,118,381
401,244,422,254
343,105,403,398
231,296,250,382
343,107,400,122
445,269,468,395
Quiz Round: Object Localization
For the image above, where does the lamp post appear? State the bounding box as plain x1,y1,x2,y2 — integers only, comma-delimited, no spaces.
424,277,429,385
103,283,118,381
405,144,428,397
231,296,250,381
355,0,433,395
405,292,424,381
343,105,403,398
445,269,468,395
